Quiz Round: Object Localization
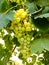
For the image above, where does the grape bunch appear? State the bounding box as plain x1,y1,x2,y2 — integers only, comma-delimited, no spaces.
10,9,34,58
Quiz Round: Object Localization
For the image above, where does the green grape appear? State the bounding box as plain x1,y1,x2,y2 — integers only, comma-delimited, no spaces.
18,23,21,27
10,8,33,58
21,27,25,31
17,33,22,38
26,26,31,31
15,27,19,31
26,37,30,42
20,37,24,43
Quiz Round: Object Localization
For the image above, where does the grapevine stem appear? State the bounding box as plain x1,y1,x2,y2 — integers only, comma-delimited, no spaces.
3,4,20,14
3,2,28,14
12,45,16,53
29,7,44,16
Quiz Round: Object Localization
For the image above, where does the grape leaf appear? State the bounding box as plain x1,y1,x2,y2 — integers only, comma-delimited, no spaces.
32,17,49,32
28,3,36,14
12,37,20,46
34,0,49,7
0,14,9,29
3,35,13,50
0,57,8,65
30,37,49,53
0,11,14,29
33,13,49,32
25,2,37,14
35,13,49,19
42,7,49,14
6,11,14,21
0,0,10,13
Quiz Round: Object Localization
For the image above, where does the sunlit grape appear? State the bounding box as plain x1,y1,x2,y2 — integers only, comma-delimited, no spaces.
10,8,33,58
26,26,31,31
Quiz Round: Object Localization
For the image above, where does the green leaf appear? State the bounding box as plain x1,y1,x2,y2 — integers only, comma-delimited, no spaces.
35,13,49,19
6,11,14,21
0,44,4,59
42,51,49,64
25,1,30,6
34,0,49,7
0,0,10,13
33,13,49,32
32,17,49,32
37,61,43,65
2,57,8,65
0,11,14,29
28,3,36,14
12,37,20,46
0,14,9,29
3,35,13,50
42,7,49,14
30,37,49,53
25,2,37,14
0,57,8,65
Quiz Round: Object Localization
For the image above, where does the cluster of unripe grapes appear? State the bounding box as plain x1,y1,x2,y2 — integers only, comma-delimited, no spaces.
10,9,34,58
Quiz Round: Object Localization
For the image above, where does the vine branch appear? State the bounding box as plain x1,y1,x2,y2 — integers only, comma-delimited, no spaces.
3,4,20,14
